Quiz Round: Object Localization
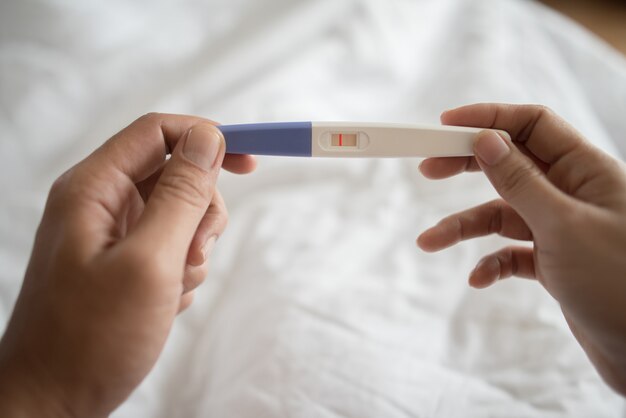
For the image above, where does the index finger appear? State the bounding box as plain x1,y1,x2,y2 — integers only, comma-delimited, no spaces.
441,103,588,165
420,104,580,179
84,113,256,183
419,156,481,179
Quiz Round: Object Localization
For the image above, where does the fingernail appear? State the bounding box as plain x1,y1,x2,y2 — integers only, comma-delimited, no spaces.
474,130,510,166
201,235,217,259
183,125,223,170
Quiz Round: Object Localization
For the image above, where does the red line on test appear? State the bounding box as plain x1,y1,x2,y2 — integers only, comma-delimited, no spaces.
339,133,343,146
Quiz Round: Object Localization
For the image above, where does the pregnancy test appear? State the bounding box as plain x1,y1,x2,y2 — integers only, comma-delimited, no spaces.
217,122,510,157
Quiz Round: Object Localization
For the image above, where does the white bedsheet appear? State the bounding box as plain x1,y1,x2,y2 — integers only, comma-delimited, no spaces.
1,0,626,416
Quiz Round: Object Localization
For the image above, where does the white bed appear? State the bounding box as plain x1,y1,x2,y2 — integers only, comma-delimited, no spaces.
1,0,626,416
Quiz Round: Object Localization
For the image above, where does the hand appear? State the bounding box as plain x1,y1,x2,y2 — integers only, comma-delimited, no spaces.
417,104,626,396
0,113,256,417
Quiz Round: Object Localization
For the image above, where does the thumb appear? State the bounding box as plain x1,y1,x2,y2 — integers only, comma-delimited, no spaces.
473,130,569,226
129,123,225,266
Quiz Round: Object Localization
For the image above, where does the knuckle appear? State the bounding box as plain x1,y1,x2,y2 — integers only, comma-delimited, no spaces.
522,104,555,122
535,104,554,117
209,216,228,239
497,163,538,199
48,168,82,199
489,198,507,210
158,168,213,210
49,173,69,196
45,169,83,215
487,200,505,234
535,105,559,128
137,112,162,125
500,247,516,276
213,199,229,232
183,266,208,293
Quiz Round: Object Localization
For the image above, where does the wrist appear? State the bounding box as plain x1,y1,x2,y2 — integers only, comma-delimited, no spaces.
0,346,76,418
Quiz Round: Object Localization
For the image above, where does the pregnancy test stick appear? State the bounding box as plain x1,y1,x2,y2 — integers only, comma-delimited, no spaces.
217,122,510,158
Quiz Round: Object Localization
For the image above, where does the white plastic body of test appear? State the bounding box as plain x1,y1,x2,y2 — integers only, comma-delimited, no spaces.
311,122,510,158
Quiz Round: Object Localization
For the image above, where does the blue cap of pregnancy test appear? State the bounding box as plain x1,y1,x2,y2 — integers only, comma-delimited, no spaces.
218,122,312,157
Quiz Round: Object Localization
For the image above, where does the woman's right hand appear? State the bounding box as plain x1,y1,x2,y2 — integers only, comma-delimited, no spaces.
0,113,256,417
417,104,626,396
